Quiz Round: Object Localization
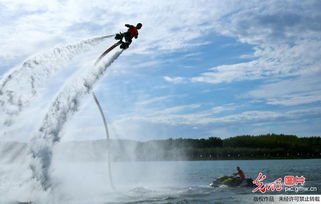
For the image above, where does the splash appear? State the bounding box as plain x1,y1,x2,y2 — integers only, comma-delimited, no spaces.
0,35,114,131
29,50,123,190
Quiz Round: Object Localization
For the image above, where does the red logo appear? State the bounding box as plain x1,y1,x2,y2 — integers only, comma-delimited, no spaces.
252,172,305,193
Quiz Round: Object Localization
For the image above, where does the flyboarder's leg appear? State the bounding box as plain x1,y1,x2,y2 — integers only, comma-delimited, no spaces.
115,33,123,40
120,32,132,49
120,42,130,49
120,33,132,49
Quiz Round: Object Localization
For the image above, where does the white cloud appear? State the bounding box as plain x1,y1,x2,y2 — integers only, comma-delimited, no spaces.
192,40,321,84
136,95,171,106
247,73,321,106
163,76,186,84
113,102,321,127
0,0,230,64
186,1,321,109
210,106,235,114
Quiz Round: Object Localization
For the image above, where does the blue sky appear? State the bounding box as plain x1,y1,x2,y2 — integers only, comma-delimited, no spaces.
1,0,321,141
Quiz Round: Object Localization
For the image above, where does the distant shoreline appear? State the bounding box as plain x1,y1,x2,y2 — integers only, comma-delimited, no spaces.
163,157,321,161
1,134,320,162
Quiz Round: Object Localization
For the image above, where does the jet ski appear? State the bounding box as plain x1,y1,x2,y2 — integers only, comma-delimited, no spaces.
210,176,256,187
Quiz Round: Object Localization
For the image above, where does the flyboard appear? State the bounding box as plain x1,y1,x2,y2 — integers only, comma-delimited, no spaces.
92,92,116,190
94,41,122,65
95,32,132,66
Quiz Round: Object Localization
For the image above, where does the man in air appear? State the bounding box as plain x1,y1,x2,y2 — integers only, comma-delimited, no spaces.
94,23,142,65
115,23,142,49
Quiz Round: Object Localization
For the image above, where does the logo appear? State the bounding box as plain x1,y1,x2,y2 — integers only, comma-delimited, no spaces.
252,172,317,193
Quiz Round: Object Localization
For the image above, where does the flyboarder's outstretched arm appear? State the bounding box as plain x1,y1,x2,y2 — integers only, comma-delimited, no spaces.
125,24,134,28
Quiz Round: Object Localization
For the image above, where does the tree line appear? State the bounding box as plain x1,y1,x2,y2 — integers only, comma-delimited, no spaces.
122,134,321,160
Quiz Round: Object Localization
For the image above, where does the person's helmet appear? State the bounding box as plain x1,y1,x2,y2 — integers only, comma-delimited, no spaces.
136,23,142,29
236,166,240,170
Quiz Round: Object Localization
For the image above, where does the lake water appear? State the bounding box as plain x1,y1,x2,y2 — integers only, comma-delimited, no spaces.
100,159,321,203
1,159,321,203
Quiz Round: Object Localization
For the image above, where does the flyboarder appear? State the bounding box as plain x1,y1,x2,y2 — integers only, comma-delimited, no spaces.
115,23,143,49
94,23,142,65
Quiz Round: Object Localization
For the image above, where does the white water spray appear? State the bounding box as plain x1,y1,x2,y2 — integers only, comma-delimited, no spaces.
92,92,115,190
0,35,114,131
30,50,123,190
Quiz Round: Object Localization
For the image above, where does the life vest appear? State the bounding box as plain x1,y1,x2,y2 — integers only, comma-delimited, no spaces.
238,170,245,178
127,27,138,39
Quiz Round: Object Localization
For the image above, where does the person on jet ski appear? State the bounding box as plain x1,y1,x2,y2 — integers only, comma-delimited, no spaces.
233,166,246,184
233,166,245,179
234,166,245,178
115,23,142,49
210,167,254,187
